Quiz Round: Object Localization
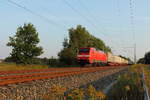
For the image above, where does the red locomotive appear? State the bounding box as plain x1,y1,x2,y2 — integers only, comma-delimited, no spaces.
77,47,107,66
77,47,128,66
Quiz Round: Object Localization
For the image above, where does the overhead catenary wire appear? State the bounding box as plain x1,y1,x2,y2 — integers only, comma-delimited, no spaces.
77,0,131,58
77,0,129,49
77,0,108,34
129,0,136,63
36,1,69,28
62,0,125,49
7,0,67,30
129,0,135,41
111,0,136,56
62,0,109,38
7,0,117,48
6,0,132,59
111,0,136,57
114,0,131,56
17,0,126,53
116,0,123,40
76,0,117,42
100,0,133,59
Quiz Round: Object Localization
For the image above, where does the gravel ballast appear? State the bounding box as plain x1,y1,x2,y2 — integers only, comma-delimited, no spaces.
0,66,129,100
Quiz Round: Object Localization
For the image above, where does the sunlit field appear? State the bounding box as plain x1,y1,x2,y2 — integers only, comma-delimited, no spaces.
0,62,48,71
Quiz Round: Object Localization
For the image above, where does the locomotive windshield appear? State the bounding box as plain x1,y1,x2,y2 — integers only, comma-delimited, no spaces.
79,49,90,53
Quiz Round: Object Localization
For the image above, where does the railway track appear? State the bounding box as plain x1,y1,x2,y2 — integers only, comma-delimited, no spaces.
0,66,124,86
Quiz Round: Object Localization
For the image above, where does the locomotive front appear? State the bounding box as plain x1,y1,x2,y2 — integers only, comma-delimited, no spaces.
77,47,91,66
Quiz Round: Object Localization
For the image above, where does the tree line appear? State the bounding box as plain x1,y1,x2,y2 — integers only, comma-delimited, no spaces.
137,51,150,64
5,23,111,66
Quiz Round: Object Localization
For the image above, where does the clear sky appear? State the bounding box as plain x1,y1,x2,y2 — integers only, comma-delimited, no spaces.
0,0,150,61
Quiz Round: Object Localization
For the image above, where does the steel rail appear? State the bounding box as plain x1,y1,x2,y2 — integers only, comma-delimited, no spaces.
0,66,120,86
0,67,80,75
0,70,78,80
0,67,113,80
0,66,115,75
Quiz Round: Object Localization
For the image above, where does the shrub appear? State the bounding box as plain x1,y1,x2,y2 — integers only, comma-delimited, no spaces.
44,85,106,100
67,88,84,100
107,65,144,100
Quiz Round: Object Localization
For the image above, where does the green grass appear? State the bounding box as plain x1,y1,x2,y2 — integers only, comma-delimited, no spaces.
48,64,81,68
107,64,144,100
143,64,150,96
0,62,48,71
144,65,150,70
0,62,81,71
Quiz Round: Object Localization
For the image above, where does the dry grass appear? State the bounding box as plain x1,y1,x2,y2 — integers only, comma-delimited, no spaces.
107,64,144,100
0,62,48,71
143,65,150,96
43,84,106,100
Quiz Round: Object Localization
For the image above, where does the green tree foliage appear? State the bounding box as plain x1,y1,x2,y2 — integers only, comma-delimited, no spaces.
144,51,150,64
137,51,150,64
7,23,43,64
58,25,111,65
58,48,77,65
137,58,145,64
48,56,59,67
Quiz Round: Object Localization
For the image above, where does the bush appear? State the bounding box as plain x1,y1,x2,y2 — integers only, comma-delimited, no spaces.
43,85,106,100
145,52,150,64
107,65,144,100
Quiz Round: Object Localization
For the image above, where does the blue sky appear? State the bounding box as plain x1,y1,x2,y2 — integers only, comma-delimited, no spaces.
0,0,150,61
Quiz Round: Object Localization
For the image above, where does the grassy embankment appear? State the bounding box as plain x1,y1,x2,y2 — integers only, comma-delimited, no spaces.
43,64,147,100
107,64,148,100
43,85,106,100
0,62,81,71
143,65,150,96
0,62,48,71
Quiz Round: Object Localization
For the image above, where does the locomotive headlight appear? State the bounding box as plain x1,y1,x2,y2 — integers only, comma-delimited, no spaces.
84,55,90,57
77,55,90,57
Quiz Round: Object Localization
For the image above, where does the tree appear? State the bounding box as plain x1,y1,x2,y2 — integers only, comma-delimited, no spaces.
63,38,69,48
48,56,59,66
137,58,145,64
58,47,77,65
144,51,150,64
7,23,43,64
58,25,111,65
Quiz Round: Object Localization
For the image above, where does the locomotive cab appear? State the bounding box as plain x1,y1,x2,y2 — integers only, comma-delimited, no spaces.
79,48,90,55
77,48,91,66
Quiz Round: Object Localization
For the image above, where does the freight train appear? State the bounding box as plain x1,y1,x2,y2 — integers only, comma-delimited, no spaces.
77,47,129,66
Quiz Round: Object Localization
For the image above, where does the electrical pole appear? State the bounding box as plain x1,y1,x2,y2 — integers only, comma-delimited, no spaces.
122,45,136,63
134,43,136,64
